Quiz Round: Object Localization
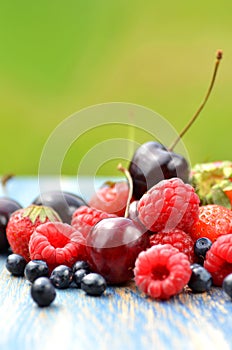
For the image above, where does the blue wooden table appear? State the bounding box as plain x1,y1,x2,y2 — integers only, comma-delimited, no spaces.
1,177,232,350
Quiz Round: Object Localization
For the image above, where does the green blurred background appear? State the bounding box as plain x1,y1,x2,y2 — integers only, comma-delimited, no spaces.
0,0,231,176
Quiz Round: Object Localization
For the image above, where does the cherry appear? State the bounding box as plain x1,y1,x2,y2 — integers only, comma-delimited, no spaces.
89,181,130,216
0,197,22,252
32,191,87,224
128,200,151,233
129,50,223,199
128,200,139,222
129,142,189,199
86,217,149,284
85,165,149,284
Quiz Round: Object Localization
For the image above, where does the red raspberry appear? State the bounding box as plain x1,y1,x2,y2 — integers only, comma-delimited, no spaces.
137,178,199,233
150,229,195,263
190,204,232,243
29,222,85,271
89,181,130,216
71,206,117,238
134,244,191,300
204,234,232,286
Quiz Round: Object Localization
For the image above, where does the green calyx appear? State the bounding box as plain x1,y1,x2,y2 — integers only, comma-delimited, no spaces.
191,161,232,208
22,204,61,224
207,181,232,209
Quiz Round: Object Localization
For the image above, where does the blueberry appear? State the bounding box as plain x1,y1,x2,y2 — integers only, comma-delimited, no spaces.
24,260,49,283
81,273,107,296
72,260,91,273
31,277,56,307
222,274,232,298
73,269,88,288
50,265,73,289
188,265,212,293
5,254,27,276
190,263,202,270
194,237,212,261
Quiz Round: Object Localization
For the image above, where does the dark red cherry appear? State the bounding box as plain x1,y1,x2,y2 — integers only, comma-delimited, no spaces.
129,141,189,199
32,191,87,224
128,200,153,234
128,200,140,222
129,51,223,199
0,198,22,252
85,217,149,285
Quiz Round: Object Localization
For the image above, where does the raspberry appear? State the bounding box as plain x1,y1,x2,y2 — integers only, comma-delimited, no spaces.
89,181,130,216
71,206,117,238
29,222,85,271
190,204,232,243
134,244,191,300
137,178,199,233
204,234,232,286
150,229,195,263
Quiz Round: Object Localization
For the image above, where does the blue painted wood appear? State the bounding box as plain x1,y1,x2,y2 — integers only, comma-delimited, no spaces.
1,177,232,350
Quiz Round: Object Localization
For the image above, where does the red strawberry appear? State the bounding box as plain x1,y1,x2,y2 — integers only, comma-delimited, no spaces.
189,204,232,243
6,205,61,261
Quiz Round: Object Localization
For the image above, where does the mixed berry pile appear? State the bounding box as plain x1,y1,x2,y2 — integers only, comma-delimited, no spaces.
1,50,228,307
1,157,232,307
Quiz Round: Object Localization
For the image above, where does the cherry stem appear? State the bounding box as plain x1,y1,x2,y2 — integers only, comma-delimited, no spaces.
1,174,14,196
117,163,133,218
169,49,223,152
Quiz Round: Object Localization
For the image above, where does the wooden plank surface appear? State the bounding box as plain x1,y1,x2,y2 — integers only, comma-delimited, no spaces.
1,177,232,350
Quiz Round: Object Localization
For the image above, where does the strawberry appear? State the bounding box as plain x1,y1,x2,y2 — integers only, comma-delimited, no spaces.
191,161,232,209
189,204,232,243
6,205,61,261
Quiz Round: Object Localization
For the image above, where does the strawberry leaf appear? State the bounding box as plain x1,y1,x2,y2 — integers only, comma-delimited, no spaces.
211,186,231,209
22,205,61,224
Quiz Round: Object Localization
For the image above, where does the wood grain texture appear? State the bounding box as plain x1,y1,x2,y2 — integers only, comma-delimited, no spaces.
1,177,232,350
